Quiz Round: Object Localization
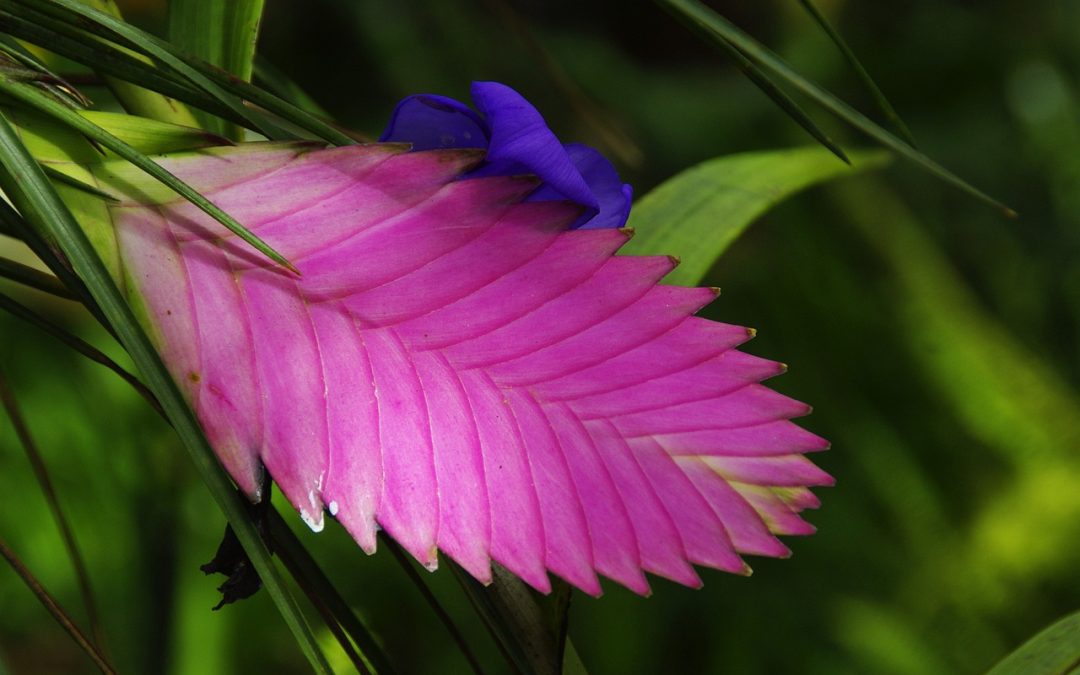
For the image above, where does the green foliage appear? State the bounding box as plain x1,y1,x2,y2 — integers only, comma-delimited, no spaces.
623,146,887,285
988,610,1080,675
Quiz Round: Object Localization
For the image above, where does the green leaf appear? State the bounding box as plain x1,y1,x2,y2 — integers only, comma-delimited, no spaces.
988,610,1080,675
654,0,1014,216
167,0,265,138
0,79,298,273
0,0,354,145
622,146,889,285
795,0,917,148
0,109,333,675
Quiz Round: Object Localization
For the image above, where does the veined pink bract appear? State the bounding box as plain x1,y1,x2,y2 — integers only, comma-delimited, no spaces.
88,140,831,596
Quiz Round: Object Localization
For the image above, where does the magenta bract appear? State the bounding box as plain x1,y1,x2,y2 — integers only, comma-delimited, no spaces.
105,141,831,596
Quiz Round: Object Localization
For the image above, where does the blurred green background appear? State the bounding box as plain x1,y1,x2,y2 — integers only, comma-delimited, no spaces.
2,0,1079,673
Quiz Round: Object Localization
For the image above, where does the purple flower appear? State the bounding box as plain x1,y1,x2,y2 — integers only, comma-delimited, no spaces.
380,81,633,231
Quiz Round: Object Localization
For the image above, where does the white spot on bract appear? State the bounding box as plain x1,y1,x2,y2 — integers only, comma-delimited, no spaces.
328,501,339,517
422,558,439,572
301,509,325,533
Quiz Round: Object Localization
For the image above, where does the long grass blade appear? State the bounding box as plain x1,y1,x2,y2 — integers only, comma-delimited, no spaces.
3,0,280,137
0,79,299,273
0,198,115,334
40,164,119,201
268,511,397,675
0,0,354,145
0,254,76,298
0,370,108,654
0,289,160,412
0,537,116,674
0,110,333,675
655,0,1015,216
710,31,848,164
382,536,489,675
796,0,917,147
0,9,246,125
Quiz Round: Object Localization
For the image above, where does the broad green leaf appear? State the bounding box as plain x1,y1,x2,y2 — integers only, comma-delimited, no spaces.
655,0,1013,216
623,146,888,285
0,109,333,675
988,610,1080,675
70,0,201,126
8,107,227,164
167,0,265,138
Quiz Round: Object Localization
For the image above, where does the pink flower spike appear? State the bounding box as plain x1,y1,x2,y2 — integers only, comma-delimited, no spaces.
99,141,831,595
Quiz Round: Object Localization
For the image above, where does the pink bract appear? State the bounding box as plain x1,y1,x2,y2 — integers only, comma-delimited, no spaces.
101,141,832,596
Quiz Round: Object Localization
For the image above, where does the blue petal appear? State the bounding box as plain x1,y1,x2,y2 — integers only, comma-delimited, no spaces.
469,81,598,210
529,143,633,230
379,94,489,150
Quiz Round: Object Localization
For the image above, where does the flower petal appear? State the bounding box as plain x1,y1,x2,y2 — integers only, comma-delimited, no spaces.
379,94,489,150
530,143,632,229
469,81,598,211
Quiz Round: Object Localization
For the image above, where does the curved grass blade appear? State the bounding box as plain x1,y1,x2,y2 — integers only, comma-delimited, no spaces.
0,289,160,412
710,31,848,165
987,610,1080,675
1,0,354,145
0,9,244,125
0,254,76,297
0,79,299,273
623,146,889,285
795,0,917,148
2,0,279,137
0,537,116,674
0,371,108,654
254,57,332,119
268,510,396,675
0,110,333,675
656,0,1015,216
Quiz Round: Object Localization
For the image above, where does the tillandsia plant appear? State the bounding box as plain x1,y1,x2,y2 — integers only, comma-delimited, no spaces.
0,1,1034,674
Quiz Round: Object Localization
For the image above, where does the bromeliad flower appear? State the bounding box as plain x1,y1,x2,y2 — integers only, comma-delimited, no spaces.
381,81,633,231
82,83,831,596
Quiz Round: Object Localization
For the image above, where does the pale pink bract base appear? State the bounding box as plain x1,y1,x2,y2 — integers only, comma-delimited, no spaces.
106,141,832,596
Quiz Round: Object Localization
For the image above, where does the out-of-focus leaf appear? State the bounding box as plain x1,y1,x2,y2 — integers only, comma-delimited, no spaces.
623,146,888,285
167,0,265,138
0,110,333,675
0,538,115,674
987,610,1080,675
655,0,1014,216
